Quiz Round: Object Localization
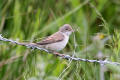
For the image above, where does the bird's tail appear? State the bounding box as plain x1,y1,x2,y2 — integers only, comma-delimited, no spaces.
18,42,37,46
18,42,43,48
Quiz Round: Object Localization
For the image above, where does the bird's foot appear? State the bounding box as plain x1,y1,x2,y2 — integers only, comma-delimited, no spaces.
53,52,65,57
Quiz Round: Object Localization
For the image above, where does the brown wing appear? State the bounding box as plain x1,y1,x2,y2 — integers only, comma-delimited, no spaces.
36,32,64,45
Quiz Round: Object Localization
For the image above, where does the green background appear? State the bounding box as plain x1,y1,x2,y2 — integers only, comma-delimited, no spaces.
0,0,120,80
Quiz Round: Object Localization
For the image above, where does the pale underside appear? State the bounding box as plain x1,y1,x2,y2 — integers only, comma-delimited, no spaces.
36,32,69,51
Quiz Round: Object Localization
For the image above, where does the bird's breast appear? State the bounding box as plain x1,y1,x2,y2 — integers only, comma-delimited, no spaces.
45,35,69,51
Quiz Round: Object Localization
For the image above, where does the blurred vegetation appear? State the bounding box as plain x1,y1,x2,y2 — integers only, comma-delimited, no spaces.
0,0,120,80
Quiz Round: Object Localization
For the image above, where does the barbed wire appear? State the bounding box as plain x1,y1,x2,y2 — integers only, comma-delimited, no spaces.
0,34,120,66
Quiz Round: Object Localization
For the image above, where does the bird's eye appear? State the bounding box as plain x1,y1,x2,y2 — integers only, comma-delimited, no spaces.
65,28,68,30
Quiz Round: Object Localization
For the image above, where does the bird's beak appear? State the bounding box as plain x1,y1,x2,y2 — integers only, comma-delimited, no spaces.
72,29,74,32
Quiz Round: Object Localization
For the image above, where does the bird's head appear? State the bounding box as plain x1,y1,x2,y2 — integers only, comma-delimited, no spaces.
59,24,74,36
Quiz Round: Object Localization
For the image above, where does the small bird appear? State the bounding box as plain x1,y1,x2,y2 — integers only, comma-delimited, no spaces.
20,24,74,52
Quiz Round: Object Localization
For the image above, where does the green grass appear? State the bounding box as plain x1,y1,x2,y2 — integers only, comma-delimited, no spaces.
0,0,120,80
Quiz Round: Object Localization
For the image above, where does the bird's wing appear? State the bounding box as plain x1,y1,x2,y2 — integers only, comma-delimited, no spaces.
36,32,64,45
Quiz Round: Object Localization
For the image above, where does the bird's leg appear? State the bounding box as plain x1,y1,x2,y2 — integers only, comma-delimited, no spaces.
53,51,65,57
53,51,60,55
